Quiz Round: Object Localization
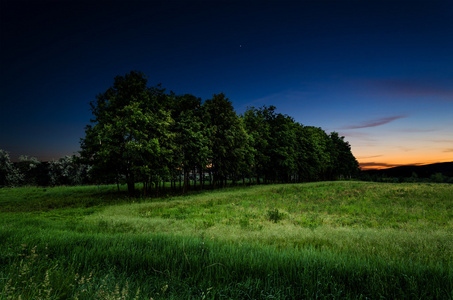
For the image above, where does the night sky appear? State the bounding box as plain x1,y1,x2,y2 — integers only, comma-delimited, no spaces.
1,0,452,169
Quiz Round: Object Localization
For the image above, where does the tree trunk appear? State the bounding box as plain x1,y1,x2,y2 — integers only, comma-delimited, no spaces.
155,178,159,197
209,169,212,188
179,173,182,190
199,165,203,190
127,180,134,196
143,181,147,197
183,169,188,194
192,168,196,189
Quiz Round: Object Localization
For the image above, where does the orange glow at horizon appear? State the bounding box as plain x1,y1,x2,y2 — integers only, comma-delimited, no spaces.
356,151,453,170
345,124,453,171
359,160,452,170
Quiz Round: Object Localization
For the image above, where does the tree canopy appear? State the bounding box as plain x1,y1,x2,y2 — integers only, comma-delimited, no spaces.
78,71,359,195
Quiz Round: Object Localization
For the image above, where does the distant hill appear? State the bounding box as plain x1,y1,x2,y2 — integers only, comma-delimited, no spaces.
362,162,453,178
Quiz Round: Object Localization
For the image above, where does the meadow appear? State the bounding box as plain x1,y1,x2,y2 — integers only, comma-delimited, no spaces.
0,181,452,299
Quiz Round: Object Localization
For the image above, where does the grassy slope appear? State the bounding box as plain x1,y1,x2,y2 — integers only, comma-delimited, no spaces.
0,181,452,299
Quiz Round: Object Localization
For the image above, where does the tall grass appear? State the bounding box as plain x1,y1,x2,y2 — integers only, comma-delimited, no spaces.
1,181,452,299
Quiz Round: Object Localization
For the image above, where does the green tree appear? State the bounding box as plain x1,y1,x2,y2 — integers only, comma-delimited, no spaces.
79,71,361,194
301,126,332,180
48,155,91,186
430,172,445,183
204,93,251,187
292,124,311,181
171,94,210,193
244,106,297,183
328,132,359,179
80,71,171,195
267,111,297,183
243,106,271,184
0,150,22,187
16,155,41,186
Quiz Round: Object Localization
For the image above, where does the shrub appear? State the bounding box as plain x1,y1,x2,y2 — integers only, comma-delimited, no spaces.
267,208,283,223
0,149,23,187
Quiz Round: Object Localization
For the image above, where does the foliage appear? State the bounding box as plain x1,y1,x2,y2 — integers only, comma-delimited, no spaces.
204,93,252,187
267,208,283,223
243,106,359,183
4,71,360,190
329,131,360,179
77,71,360,195
16,155,42,186
0,150,92,188
171,94,210,193
80,71,174,195
48,155,91,186
0,150,22,187
361,170,453,184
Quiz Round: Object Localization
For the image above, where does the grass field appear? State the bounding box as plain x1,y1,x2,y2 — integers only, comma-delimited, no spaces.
1,181,452,299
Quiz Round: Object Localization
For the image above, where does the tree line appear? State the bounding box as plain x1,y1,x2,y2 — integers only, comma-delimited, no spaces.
1,71,359,192
80,71,359,195
0,151,90,187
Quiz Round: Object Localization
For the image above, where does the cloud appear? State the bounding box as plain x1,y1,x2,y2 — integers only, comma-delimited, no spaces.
398,146,415,152
398,128,436,133
356,155,383,159
359,162,402,169
444,148,453,153
359,161,423,170
364,79,453,102
342,115,406,130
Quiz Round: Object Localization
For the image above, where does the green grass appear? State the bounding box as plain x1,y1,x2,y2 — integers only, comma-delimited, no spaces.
1,181,452,299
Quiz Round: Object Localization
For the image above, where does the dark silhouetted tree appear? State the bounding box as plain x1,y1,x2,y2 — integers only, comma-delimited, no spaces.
80,71,171,195
329,132,359,179
204,93,251,187
0,150,22,187
48,155,91,186
78,71,360,195
171,94,210,193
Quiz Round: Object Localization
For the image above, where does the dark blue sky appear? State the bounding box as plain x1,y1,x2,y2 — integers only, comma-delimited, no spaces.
1,0,452,168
